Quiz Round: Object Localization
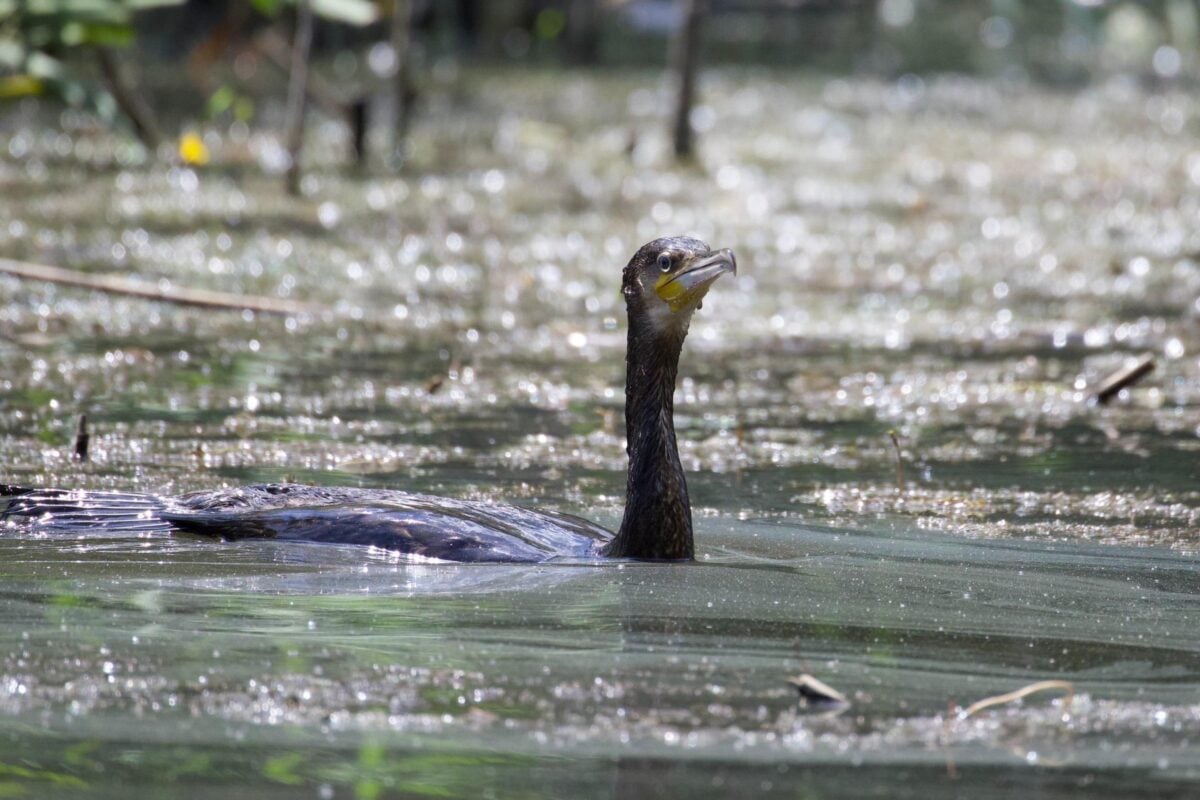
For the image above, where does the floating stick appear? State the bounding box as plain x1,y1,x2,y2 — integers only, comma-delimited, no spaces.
0,257,321,316
1092,355,1155,405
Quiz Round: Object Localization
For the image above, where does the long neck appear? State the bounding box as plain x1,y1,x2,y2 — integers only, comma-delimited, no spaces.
603,308,693,559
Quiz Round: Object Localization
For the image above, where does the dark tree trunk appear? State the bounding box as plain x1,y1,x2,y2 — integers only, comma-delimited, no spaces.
852,0,880,69
284,0,315,196
350,97,369,168
255,28,345,118
566,0,601,65
670,0,704,160
391,0,416,169
96,47,162,152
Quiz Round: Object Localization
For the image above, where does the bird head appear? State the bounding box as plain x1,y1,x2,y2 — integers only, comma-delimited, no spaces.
622,236,737,334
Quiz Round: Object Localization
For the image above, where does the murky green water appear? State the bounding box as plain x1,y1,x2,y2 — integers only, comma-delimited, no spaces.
0,69,1197,797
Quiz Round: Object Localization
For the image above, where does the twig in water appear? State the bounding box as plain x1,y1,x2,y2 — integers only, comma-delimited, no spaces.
1092,354,1155,406
943,698,959,780
73,415,89,462
888,429,904,491
0,257,322,316
427,347,464,395
957,679,1075,721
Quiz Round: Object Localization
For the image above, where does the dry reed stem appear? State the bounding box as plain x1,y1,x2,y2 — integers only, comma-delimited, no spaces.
957,679,1075,720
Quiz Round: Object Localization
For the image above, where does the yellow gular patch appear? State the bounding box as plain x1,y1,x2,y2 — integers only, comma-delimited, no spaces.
654,271,709,313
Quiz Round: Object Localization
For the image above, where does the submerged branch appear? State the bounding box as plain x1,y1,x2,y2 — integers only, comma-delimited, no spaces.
0,257,321,316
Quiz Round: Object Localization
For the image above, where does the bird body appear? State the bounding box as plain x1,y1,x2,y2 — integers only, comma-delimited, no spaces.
2,237,737,563
2,484,610,563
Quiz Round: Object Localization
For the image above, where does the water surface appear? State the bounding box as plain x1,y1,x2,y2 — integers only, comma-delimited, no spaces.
0,69,1198,797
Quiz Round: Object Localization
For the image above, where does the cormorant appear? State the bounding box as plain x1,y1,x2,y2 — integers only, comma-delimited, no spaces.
1,237,736,562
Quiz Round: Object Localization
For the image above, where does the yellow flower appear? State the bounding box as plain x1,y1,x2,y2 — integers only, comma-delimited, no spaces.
179,133,210,166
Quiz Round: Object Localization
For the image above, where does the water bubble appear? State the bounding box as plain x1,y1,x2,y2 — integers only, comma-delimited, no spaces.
690,105,717,133
317,202,341,229
367,42,396,77
366,185,388,210
482,169,506,194
716,165,740,190
980,16,1014,49
177,169,198,193
1152,46,1181,79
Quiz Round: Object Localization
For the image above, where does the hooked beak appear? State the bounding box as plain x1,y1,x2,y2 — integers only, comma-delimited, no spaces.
654,248,737,313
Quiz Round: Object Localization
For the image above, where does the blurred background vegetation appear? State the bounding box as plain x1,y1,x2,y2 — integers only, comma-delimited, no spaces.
4,0,1200,168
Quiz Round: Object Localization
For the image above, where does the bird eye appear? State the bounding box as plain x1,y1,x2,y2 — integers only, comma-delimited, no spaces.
657,253,672,272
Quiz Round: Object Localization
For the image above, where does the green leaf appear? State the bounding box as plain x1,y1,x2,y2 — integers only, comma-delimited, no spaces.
233,95,255,122
534,8,565,39
24,0,128,20
263,753,305,786
206,84,236,118
0,41,66,79
79,22,135,46
250,0,282,17
0,41,119,121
